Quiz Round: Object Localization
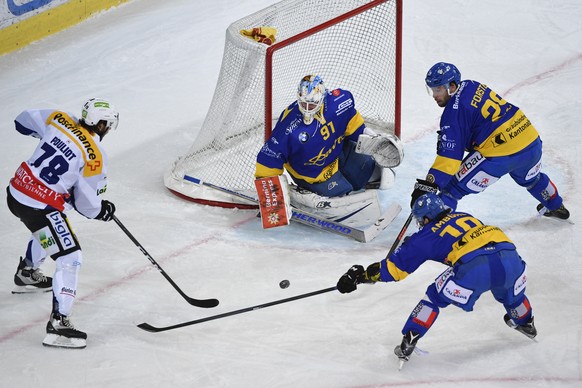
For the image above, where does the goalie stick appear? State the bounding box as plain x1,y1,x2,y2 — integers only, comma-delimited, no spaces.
113,216,219,308
138,286,337,332
183,175,401,243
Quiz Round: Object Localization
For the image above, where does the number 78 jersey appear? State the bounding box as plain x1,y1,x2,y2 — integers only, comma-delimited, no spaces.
9,109,108,218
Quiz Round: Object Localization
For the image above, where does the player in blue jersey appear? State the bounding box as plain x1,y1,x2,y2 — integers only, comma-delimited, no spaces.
337,193,537,368
410,62,569,220
255,74,403,198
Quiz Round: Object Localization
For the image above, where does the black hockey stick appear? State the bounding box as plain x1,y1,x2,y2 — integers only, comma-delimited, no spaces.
137,286,337,332
113,215,219,308
384,213,413,259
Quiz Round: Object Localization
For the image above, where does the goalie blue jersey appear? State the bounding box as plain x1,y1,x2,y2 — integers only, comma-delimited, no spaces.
379,211,515,283
427,81,540,189
255,88,365,184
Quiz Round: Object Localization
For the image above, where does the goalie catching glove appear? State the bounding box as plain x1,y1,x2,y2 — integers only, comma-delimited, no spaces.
355,133,404,168
336,263,381,293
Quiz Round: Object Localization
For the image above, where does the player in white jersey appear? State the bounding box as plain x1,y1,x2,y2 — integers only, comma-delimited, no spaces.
6,98,119,349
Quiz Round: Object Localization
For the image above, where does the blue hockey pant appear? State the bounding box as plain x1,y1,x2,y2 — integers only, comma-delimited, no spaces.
401,248,532,338
440,137,564,211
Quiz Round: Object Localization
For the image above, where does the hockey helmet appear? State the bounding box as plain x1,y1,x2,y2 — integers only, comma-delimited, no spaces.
81,98,119,136
412,193,446,226
297,74,326,124
425,62,461,88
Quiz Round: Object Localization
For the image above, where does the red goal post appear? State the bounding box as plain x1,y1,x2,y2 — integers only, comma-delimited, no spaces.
165,0,403,208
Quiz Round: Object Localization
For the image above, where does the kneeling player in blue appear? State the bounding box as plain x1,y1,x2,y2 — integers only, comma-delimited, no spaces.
337,193,536,368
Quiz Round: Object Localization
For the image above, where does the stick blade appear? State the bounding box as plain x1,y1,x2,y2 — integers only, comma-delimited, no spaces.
188,298,219,308
137,322,162,332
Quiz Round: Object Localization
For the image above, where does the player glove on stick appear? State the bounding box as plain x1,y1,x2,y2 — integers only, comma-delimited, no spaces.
410,179,438,208
96,200,116,221
362,262,381,283
337,265,366,293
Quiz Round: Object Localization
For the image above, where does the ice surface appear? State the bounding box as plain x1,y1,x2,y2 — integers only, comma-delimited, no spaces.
0,0,580,387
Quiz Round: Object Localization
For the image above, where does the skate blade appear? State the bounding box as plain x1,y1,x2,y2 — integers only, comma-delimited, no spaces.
397,347,429,370
398,359,406,371
536,207,574,224
42,334,86,349
11,285,52,294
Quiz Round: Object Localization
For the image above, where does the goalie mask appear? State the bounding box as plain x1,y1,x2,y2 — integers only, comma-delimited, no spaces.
297,75,326,124
80,98,119,139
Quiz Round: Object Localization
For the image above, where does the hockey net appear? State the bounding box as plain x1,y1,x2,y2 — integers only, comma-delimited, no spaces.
165,0,402,208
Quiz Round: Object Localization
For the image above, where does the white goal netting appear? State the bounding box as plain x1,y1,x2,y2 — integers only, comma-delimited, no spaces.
165,0,401,207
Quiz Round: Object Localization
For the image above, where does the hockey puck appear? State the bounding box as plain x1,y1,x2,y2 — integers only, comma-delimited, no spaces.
279,280,290,289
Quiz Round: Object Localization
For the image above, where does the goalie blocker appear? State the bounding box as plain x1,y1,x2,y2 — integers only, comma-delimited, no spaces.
254,175,293,229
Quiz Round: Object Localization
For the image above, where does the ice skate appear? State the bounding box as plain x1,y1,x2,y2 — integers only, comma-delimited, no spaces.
12,257,52,294
537,203,570,220
504,314,537,340
394,331,420,370
43,313,87,349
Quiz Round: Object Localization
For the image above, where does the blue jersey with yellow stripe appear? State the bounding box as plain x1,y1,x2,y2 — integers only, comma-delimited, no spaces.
379,211,515,283
255,88,365,184
427,80,540,189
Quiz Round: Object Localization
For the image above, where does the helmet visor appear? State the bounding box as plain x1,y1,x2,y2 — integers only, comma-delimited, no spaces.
425,83,450,97
107,116,119,131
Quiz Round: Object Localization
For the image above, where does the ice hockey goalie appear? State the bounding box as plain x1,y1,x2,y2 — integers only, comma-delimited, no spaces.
255,74,403,228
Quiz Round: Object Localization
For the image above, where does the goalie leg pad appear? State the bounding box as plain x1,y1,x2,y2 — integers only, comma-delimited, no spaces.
290,188,381,227
380,167,396,189
367,166,395,190
254,175,292,229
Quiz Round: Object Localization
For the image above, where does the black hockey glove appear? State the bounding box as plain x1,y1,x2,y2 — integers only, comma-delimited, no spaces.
362,262,381,283
96,200,116,222
410,179,439,208
337,265,365,294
